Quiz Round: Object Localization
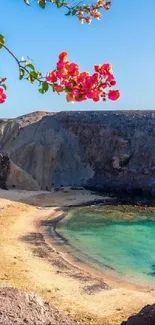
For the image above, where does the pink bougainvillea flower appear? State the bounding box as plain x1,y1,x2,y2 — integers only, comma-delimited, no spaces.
66,93,75,103
93,95,100,102
59,52,68,62
100,63,113,76
46,70,58,82
75,94,87,102
66,62,79,77
56,67,68,79
77,72,90,83
104,1,111,10
79,16,84,24
108,90,120,100
46,52,120,103
91,72,100,83
53,84,64,93
99,82,107,90
97,0,106,7
0,87,6,104
85,16,92,24
94,64,101,73
90,9,102,19
106,74,116,86
87,90,95,99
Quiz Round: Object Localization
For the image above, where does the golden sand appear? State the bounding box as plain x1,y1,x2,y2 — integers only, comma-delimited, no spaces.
0,189,155,325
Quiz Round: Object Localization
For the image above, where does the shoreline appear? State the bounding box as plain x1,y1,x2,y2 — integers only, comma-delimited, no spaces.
1,188,155,325
41,205,155,293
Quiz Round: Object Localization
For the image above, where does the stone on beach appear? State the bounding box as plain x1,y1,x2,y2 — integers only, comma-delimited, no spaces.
0,287,77,325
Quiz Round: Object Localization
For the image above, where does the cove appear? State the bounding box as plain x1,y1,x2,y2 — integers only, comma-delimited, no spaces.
56,205,155,286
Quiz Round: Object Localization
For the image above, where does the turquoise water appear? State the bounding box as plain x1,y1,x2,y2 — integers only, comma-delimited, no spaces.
56,206,155,286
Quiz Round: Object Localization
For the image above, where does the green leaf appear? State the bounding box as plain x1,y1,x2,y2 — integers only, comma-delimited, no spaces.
0,34,5,49
38,88,44,94
0,84,7,90
83,7,89,13
65,87,72,93
19,68,25,80
42,81,49,92
72,80,76,86
29,71,38,82
24,0,30,4
57,2,63,8
38,81,49,94
65,10,71,16
38,0,46,9
25,62,35,70
37,72,42,78
72,9,77,15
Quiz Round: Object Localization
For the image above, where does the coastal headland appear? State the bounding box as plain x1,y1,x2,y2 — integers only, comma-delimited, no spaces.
1,110,155,196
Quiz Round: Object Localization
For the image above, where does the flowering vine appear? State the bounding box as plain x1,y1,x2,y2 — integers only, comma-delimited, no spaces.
0,0,120,104
26,0,112,24
47,52,120,102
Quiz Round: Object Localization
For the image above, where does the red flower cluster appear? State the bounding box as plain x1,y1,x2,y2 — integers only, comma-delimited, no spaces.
0,87,6,104
46,52,120,103
77,1,111,24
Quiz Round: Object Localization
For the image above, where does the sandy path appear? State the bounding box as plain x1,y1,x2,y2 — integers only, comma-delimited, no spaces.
0,189,155,325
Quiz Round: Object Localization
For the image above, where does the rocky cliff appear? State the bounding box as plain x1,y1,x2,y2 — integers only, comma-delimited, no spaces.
1,110,155,194
121,304,155,325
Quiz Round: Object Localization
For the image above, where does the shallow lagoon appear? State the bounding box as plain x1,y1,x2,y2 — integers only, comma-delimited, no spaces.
56,205,155,286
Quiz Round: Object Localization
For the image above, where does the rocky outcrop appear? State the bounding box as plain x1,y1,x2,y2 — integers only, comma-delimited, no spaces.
0,287,77,325
0,152,40,191
0,113,93,190
0,153,10,189
121,304,155,325
1,110,155,194
6,161,40,191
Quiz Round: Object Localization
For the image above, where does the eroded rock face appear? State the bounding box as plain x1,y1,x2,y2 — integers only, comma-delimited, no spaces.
55,111,155,196
1,110,155,194
6,161,40,191
0,152,40,191
121,304,155,325
0,113,93,190
0,287,77,325
0,152,10,189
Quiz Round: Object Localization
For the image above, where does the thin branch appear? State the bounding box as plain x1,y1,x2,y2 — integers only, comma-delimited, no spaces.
0,41,53,86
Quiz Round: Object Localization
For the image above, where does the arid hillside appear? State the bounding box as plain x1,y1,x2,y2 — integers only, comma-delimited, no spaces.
1,110,155,194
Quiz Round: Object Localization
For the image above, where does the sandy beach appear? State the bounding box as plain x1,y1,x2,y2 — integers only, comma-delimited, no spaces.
0,188,155,325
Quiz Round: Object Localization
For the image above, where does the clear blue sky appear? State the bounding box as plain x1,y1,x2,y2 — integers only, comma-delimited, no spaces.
0,0,155,118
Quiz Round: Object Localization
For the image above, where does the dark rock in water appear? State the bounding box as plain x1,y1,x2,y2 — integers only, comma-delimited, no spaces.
148,271,155,276
121,304,155,325
0,287,77,325
1,110,155,194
